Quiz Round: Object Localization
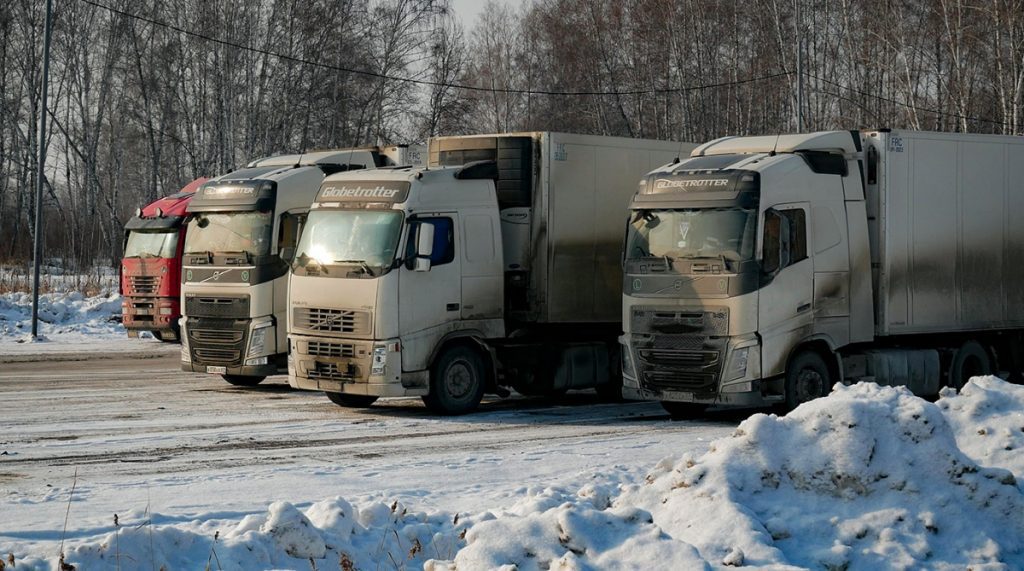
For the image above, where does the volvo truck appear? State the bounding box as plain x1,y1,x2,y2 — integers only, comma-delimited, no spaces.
620,130,1024,417
287,132,689,413
180,146,421,386
121,177,208,341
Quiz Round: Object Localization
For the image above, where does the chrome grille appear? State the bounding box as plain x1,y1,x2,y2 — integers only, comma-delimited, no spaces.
306,341,356,358
294,307,370,335
129,276,159,294
194,347,240,364
307,361,356,381
638,349,719,368
191,329,244,343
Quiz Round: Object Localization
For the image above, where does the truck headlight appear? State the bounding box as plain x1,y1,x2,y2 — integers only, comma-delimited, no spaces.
725,347,749,381
620,341,636,378
247,322,272,358
371,345,388,376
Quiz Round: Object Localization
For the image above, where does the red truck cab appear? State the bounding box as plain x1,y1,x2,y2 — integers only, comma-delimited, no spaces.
121,178,207,341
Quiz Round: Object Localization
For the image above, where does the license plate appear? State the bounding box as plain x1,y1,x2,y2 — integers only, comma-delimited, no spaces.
662,390,695,402
206,366,227,374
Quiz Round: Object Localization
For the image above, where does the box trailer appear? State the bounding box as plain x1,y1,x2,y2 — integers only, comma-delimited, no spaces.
287,132,692,413
620,130,1024,416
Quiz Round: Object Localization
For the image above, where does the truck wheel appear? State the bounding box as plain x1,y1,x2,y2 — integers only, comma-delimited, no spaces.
661,401,708,420
948,341,992,390
423,345,486,415
325,392,378,408
222,374,265,387
784,350,831,410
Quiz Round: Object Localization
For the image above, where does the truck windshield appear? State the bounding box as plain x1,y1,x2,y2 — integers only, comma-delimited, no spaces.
294,210,403,275
184,211,273,257
626,208,757,265
124,230,177,258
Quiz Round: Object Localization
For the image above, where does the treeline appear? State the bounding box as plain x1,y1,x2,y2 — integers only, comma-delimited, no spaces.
2,0,1023,268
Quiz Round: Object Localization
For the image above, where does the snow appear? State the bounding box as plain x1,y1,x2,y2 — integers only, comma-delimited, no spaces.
0,289,174,357
5,375,1024,570
3,288,1024,569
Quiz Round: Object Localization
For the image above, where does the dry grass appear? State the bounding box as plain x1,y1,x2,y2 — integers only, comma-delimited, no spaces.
0,265,116,295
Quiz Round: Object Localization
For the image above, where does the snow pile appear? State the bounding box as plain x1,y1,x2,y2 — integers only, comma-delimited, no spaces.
938,375,1024,483
616,382,1024,569
424,487,707,570
0,290,124,342
9,380,1024,570
16,498,466,571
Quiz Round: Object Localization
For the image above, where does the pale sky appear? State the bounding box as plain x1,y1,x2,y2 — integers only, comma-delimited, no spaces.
449,0,533,29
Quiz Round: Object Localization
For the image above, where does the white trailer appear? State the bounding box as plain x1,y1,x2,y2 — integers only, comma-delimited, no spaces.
287,132,691,413
620,130,1024,416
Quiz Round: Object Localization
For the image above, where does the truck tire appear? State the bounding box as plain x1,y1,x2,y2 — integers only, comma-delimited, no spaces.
784,350,831,411
660,401,708,419
222,374,265,387
948,340,992,390
152,329,178,343
423,345,486,415
325,392,378,408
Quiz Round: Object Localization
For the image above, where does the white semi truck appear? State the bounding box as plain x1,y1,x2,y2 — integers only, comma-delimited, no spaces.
287,132,690,413
620,130,1024,417
180,146,422,386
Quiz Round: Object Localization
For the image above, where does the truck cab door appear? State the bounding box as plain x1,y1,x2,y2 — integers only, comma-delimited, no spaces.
398,216,462,371
758,203,814,377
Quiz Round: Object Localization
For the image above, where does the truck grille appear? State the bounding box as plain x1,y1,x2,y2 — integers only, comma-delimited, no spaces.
642,369,718,393
191,329,244,343
194,346,241,364
638,349,719,368
633,333,724,396
185,295,250,319
632,307,728,336
306,341,356,358
293,307,370,335
307,361,356,381
187,317,248,366
129,276,160,294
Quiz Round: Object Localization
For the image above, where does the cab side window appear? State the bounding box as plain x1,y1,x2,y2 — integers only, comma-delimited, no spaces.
762,207,807,273
278,212,305,261
405,217,455,268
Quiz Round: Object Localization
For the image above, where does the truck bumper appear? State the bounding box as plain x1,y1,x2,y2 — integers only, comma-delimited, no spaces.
122,296,179,333
288,334,424,397
180,316,282,377
620,334,769,407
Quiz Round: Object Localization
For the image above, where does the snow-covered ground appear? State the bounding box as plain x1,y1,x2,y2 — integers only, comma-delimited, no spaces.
2,291,1024,569
0,288,174,358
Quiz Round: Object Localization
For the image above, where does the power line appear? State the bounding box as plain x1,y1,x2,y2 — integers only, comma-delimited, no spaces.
806,72,1015,129
76,0,791,97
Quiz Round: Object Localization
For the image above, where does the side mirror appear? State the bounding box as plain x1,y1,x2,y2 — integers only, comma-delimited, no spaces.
416,223,435,258
280,246,296,262
413,257,432,272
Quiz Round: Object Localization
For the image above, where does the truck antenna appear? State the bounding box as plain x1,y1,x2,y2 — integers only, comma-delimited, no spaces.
769,134,781,156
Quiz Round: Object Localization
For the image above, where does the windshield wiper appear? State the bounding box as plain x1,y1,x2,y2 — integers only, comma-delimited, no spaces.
334,260,376,277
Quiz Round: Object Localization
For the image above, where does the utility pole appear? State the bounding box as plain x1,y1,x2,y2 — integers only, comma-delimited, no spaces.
31,0,53,340
796,0,804,132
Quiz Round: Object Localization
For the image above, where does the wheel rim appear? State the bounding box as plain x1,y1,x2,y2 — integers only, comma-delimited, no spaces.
795,368,824,403
444,359,475,400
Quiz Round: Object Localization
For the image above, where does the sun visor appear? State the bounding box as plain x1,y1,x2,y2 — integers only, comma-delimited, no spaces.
123,215,183,231
188,180,277,212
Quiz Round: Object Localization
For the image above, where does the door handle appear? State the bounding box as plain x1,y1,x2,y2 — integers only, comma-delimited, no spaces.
797,302,811,313
446,303,460,311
